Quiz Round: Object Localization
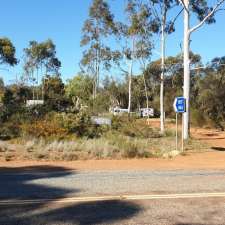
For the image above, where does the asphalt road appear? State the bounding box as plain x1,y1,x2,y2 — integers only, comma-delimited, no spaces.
1,166,225,224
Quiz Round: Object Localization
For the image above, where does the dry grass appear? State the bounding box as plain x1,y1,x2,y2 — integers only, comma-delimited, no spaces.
0,131,209,161
0,118,210,161
19,136,153,161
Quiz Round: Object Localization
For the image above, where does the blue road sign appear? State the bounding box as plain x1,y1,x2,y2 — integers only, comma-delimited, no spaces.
173,97,186,113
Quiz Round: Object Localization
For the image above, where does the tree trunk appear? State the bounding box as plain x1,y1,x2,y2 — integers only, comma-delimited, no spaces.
143,71,149,110
32,70,35,100
128,38,135,115
36,68,39,100
93,52,98,99
183,0,190,140
160,5,166,134
128,58,133,115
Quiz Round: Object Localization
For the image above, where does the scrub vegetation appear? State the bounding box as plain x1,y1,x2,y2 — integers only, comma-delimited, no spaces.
0,0,223,161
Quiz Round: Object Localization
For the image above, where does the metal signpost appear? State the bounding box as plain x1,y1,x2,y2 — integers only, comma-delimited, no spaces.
173,97,186,152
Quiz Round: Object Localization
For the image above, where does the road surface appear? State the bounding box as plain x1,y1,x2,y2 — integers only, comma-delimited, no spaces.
1,166,225,224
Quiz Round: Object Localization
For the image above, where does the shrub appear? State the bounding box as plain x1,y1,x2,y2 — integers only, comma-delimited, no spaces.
0,122,21,140
112,117,161,138
21,119,67,139
191,108,207,127
57,111,104,138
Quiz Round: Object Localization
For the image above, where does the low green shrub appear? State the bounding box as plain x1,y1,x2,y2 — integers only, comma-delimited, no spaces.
0,122,21,140
191,108,207,127
112,117,161,138
57,111,108,138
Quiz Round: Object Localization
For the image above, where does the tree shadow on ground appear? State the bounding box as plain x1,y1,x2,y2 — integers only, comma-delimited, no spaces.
176,224,209,225
0,165,142,225
0,165,76,199
0,200,141,225
211,146,225,151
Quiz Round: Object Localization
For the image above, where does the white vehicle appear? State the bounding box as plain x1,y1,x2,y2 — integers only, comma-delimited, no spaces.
26,100,44,107
111,107,129,116
139,108,154,117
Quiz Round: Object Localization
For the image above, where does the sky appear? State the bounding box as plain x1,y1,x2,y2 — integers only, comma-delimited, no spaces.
0,0,225,84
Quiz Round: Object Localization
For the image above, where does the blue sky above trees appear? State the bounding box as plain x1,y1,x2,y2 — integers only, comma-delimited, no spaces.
0,0,224,83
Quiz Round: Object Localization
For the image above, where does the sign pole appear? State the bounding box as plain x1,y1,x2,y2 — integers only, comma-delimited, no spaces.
176,113,178,151
173,97,186,153
181,114,184,152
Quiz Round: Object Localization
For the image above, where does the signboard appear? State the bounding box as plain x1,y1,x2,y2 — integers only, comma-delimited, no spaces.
173,97,186,113
140,108,154,117
91,117,112,126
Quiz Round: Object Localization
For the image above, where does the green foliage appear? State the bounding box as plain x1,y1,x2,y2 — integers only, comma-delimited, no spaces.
24,39,61,75
0,121,21,140
57,111,104,138
190,108,206,127
21,115,67,139
81,0,118,97
43,74,68,111
65,74,93,102
195,58,225,129
0,38,17,66
112,116,161,138
0,86,31,122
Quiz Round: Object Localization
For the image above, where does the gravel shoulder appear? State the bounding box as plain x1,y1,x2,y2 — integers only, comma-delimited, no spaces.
1,150,225,171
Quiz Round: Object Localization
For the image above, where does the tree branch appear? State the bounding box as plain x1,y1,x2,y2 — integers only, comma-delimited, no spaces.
215,8,225,13
189,0,225,34
178,0,188,12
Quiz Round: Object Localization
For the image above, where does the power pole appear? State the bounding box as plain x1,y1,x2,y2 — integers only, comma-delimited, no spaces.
160,3,166,134
183,0,190,140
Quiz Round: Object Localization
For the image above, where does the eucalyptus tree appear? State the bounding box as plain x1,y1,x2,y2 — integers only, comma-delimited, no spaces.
0,38,17,103
116,0,157,115
23,39,61,100
148,0,184,132
178,0,225,139
80,0,117,99
197,57,225,130
134,1,157,111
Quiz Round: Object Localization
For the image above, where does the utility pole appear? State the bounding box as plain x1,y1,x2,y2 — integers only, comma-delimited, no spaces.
183,0,190,140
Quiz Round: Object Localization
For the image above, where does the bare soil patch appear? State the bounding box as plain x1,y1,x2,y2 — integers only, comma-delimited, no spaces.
1,150,225,171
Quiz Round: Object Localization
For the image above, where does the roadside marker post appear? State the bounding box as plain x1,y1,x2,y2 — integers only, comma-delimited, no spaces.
173,97,186,152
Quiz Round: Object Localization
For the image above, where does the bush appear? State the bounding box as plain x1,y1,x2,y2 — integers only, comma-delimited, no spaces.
112,116,161,138
0,122,21,140
57,111,105,138
21,119,67,139
191,108,207,127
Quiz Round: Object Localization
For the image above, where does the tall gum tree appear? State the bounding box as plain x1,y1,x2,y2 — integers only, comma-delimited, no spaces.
178,0,225,139
150,0,183,133
81,0,117,99
116,0,157,115
23,39,61,100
